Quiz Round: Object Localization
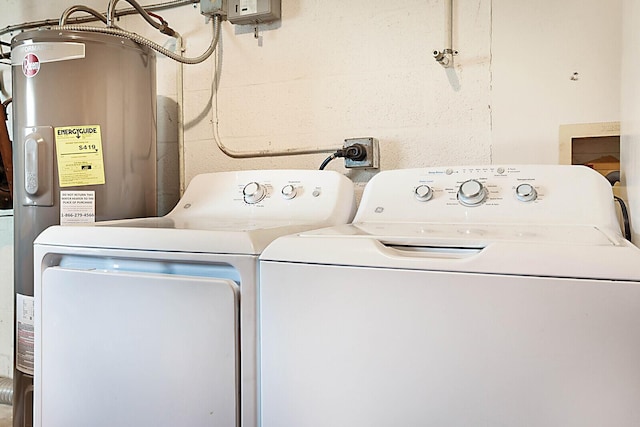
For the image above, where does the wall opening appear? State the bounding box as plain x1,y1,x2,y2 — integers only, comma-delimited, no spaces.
559,122,625,235
570,135,620,176
559,122,620,176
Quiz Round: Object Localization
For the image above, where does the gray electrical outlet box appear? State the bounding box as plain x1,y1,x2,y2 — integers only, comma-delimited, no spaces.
228,0,281,24
344,137,380,169
201,0,228,18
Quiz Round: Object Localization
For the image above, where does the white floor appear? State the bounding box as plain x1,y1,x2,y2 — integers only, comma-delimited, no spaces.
0,404,11,427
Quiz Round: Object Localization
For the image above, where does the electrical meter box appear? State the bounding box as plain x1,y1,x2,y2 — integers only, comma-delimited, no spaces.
228,0,280,24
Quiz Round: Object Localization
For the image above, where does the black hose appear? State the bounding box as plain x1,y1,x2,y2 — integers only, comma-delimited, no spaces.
615,196,632,241
605,170,632,241
605,170,621,186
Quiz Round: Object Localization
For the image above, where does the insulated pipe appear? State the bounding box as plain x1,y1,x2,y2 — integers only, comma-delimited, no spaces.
0,377,12,405
107,0,162,29
52,14,221,65
59,6,108,26
0,0,198,37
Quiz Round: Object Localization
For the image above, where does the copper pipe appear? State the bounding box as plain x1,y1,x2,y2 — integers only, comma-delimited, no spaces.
0,101,13,198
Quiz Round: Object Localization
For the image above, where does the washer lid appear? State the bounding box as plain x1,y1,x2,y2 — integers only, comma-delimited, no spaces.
260,223,640,281
301,222,622,247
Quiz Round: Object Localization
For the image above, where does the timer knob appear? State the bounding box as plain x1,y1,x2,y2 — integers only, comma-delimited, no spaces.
243,182,267,204
457,179,488,207
281,184,297,200
414,184,433,202
515,183,537,202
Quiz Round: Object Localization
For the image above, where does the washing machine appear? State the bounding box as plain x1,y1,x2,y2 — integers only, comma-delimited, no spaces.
33,169,355,427
259,165,640,427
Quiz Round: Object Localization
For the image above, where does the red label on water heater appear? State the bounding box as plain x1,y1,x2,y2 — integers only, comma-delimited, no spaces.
22,53,40,78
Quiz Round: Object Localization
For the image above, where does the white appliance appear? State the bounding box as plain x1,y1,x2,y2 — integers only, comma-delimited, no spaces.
0,210,13,378
259,165,640,427
622,0,640,246
33,169,355,427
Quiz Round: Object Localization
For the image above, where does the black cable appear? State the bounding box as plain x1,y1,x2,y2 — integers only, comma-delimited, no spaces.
318,143,367,170
319,153,338,170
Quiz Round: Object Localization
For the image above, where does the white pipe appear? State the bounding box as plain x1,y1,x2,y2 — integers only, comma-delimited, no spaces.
210,33,337,159
434,0,455,68
176,35,186,195
444,0,453,52
212,129,337,159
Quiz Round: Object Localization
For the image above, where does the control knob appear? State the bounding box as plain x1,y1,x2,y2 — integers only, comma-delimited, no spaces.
457,179,488,207
281,184,298,200
414,184,433,202
515,183,537,202
243,182,267,204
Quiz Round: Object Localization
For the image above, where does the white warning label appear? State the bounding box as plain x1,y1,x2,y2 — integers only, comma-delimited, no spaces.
60,191,96,225
16,294,34,375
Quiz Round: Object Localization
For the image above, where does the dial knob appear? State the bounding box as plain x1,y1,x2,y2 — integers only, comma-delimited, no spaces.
243,182,267,204
515,183,537,202
457,179,488,206
414,184,433,202
281,184,298,200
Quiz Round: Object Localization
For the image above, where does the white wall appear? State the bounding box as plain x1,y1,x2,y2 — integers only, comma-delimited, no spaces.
492,0,621,164
0,0,621,179
168,0,494,187
621,0,640,244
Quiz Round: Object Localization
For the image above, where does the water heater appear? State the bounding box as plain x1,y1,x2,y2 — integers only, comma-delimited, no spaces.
11,29,158,426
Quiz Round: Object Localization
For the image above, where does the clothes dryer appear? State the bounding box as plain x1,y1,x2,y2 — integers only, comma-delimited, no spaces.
259,165,640,427
33,169,355,427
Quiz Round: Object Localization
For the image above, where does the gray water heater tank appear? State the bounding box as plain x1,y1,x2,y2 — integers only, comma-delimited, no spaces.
11,29,158,427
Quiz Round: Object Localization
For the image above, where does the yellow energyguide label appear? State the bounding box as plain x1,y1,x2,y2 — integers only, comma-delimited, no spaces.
55,125,106,187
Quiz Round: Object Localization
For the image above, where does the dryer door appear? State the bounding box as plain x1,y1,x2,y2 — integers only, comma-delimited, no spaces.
36,267,238,427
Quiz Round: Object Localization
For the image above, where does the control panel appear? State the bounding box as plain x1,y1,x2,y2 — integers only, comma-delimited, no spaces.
168,169,356,224
354,165,617,228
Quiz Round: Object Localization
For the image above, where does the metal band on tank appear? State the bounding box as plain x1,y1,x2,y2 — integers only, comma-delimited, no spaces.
10,42,85,66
